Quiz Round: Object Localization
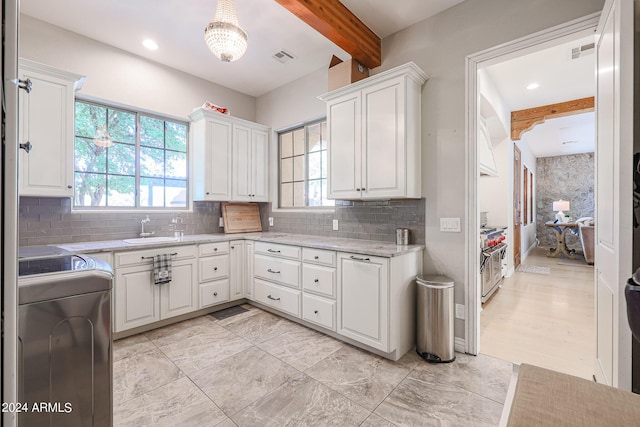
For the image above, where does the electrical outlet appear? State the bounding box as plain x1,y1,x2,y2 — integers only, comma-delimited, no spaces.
455,304,465,320
332,219,339,231
268,217,274,227
440,217,461,232
219,217,224,227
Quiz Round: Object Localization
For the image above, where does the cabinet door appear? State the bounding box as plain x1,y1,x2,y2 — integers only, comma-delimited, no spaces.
232,125,252,201
245,241,255,299
327,93,361,200
230,240,245,301
160,259,197,320
205,119,233,200
19,69,75,197
250,128,269,202
362,77,406,199
337,253,389,351
114,267,160,332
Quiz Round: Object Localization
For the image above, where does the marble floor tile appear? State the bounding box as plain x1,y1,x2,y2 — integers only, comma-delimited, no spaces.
411,353,512,404
219,310,302,344
156,323,253,375
113,347,183,406
305,345,415,411
257,325,345,371
374,375,503,426
113,333,157,362
360,413,397,427
113,377,228,427
191,346,301,415
232,375,370,427
144,315,218,348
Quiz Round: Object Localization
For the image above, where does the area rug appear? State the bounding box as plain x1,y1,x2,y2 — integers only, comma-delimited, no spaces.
517,265,551,275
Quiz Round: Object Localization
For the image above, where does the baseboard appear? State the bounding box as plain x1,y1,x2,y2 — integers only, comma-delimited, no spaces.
455,337,466,353
522,242,537,261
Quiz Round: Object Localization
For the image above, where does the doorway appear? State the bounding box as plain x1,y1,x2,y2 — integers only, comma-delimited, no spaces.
464,12,601,361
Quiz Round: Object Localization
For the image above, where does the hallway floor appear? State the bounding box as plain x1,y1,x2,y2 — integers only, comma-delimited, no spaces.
480,247,595,380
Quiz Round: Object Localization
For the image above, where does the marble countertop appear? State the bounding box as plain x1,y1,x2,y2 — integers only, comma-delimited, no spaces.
46,232,424,258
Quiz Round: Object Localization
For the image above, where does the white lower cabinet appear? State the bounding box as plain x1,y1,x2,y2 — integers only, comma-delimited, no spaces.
230,240,245,301
254,278,301,317
198,242,230,309
200,279,230,307
114,245,198,333
245,241,255,299
302,293,336,331
337,253,389,351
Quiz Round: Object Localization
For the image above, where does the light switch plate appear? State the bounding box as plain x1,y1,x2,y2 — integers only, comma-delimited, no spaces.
219,217,224,227
268,217,274,227
440,217,461,232
332,219,339,231
455,304,465,320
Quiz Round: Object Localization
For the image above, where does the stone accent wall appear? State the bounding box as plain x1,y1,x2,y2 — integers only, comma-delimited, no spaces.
536,153,594,250
263,199,426,245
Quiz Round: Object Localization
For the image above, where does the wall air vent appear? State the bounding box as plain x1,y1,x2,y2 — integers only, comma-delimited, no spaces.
569,42,595,60
272,50,295,64
562,140,579,145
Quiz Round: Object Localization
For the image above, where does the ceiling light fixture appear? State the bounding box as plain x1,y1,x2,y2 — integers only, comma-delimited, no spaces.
526,82,540,90
142,39,159,50
204,0,248,63
93,127,113,148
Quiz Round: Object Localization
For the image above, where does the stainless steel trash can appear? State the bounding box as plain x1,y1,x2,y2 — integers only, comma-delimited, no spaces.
416,274,455,363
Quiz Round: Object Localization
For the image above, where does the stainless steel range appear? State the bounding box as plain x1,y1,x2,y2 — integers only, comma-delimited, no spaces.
480,227,507,303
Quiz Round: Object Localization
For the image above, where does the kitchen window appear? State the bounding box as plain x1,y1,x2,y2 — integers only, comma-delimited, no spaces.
73,100,188,209
278,120,334,208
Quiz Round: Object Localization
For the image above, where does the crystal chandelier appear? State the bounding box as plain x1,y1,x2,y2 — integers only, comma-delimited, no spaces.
204,0,248,62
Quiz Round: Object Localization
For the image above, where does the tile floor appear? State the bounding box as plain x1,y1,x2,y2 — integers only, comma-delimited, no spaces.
114,305,512,426
480,247,595,380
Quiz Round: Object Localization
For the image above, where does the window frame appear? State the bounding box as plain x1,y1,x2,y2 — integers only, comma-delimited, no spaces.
73,97,190,211
277,118,334,210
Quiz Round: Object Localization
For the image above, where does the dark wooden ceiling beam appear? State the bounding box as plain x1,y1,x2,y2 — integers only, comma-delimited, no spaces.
275,0,381,69
511,96,595,140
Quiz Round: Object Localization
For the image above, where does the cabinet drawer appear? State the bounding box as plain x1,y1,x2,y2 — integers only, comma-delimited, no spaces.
254,278,301,318
302,248,336,266
199,279,230,308
199,241,229,257
302,264,336,298
255,241,301,260
116,245,197,268
255,254,301,288
199,255,229,283
302,293,336,331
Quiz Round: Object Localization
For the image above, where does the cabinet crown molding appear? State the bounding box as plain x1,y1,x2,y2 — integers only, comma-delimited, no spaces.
318,61,428,102
188,108,269,130
19,58,86,91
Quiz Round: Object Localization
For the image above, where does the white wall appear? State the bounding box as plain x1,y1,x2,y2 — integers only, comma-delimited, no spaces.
518,138,538,261
19,15,256,121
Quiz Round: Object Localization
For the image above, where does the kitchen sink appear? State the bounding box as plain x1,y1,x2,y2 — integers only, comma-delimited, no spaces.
122,237,178,245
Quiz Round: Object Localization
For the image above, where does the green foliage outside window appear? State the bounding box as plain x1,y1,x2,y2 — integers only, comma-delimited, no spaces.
74,100,188,209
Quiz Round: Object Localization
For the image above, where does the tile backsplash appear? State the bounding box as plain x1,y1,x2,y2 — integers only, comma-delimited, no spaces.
19,197,426,247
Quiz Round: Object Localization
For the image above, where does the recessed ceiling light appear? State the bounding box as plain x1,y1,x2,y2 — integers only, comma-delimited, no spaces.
143,39,159,50
526,82,540,90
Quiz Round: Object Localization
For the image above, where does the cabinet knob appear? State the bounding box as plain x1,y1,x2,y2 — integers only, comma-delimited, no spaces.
314,310,318,314
314,279,319,283
231,246,235,249
361,188,366,191
213,292,218,297
314,256,319,260
214,248,218,251
214,267,218,271
356,188,361,191
67,185,73,189
206,192,210,195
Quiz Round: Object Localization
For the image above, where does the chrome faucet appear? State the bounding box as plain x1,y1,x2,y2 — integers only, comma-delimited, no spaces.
140,215,155,237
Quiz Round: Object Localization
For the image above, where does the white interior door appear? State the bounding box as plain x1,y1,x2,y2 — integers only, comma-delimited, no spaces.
594,0,634,389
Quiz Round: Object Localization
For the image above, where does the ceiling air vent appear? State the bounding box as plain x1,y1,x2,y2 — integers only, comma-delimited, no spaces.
272,50,295,64
569,42,595,60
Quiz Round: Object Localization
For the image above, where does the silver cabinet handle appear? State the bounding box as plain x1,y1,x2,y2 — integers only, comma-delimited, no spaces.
213,292,218,297
267,268,280,274
350,256,370,261
267,249,281,253
267,294,280,301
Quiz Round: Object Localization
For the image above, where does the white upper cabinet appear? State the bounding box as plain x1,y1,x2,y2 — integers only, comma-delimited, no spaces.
320,62,428,200
190,108,269,202
18,59,85,197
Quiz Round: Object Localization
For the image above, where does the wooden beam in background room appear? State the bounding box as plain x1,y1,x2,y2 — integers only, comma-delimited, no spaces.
511,96,595,140
275,0,381,69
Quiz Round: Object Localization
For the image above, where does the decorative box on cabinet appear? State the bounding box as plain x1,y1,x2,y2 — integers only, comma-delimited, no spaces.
18,59,85,197
319,62,428,200
114,245,197,332
190,108,270,202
